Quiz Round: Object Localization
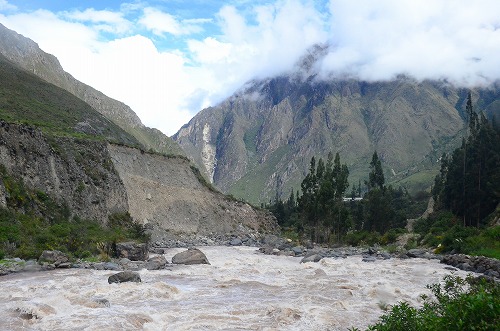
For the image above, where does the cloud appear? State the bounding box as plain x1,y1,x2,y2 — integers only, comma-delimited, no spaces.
0,0,15,11
1,0,499,137
184,0,328,106
138,7,202,36
63,8,132,34
318,0,500,86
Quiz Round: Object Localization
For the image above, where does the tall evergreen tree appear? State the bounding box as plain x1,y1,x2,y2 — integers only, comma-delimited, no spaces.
435,92,500,226
299,152,350,243
368,151,385,190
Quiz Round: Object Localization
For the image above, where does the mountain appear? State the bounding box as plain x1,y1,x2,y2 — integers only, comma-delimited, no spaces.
0,27,278,243
0,53,139,145
0,23,184,156
174,48,500,204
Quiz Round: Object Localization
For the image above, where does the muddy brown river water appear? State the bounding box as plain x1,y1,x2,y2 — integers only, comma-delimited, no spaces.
0,246,468,330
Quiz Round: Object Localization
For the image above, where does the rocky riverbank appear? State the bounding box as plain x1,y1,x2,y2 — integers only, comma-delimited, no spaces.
3,238,499,280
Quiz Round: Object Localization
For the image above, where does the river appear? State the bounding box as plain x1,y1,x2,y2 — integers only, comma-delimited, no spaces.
0,246,467,330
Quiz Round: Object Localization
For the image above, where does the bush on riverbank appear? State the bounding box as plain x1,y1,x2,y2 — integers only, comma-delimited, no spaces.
351,274,500,331
0,169,148,260
414,211,500,259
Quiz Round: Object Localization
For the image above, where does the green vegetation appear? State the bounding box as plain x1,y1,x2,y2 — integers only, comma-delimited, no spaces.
432,92,500,227
414,211,500,258
417,92,500,258
0,166,147,260
351,274,499,331
268,151,415,245
267,92,499,258
229,145,291,203
0,54,140,146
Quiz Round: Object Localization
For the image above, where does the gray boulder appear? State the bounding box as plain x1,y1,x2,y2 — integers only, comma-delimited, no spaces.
108,271,141,284
172,248,210,265
362,256,377,262
406,249,428,258
230,238,242,246
300,254,323,263
145,255,168,270
103,262,121,270
115,242,148,261
91,297,110,308
292,246,303,256
38,250,69,267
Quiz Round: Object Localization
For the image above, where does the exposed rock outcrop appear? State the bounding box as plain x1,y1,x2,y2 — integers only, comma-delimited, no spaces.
0,121,129,222
108,144,278,241
38,250,70,267
0,122,278,243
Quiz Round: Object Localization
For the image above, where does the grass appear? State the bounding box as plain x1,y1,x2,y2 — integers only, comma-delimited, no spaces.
0,54,140,146
228,145,291,203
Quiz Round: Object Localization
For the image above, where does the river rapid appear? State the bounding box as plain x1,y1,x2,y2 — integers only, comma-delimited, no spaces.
0,246,468,331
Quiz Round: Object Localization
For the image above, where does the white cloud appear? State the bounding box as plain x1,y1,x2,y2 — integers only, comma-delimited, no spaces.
139,7,202,36
0,0,15,11
319,0,500,86
184,0,328,108
63,8,132,34
1,0,499,136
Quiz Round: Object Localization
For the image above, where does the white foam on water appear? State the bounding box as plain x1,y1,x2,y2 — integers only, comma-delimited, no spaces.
0,246,469,330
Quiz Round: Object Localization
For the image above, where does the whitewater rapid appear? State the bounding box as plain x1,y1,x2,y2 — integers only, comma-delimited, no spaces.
0,246,468,330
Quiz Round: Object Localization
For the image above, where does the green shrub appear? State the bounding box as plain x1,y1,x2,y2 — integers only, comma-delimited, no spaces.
380,228,406,245
344,231,381,246
355,274,500,331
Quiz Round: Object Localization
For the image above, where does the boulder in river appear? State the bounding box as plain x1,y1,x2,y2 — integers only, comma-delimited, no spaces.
115,242,148,261
38,250,69,267
172,248,210,265
300,254,323,263
145,255,168,270
230,238,242,246
108,271,141,284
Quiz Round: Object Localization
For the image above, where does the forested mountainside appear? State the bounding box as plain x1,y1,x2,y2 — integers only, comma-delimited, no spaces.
174,54,500,203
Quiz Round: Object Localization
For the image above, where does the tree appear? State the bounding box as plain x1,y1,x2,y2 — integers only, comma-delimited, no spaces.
368,151,385,190
434,92,500,227
299,152,350,243
364,151,399,233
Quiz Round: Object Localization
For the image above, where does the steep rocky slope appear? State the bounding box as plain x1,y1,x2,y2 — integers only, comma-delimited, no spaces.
0,23,183,156
108,144,277,242
0,121,129,222
175,70,500,203
0,122,277,240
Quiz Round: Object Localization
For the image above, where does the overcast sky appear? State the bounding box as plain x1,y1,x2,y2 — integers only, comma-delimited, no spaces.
1,0,499,135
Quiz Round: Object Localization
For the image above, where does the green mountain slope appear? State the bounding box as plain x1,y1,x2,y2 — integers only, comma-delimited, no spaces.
0,23,184,156
175,65,499,204
0,53,139,145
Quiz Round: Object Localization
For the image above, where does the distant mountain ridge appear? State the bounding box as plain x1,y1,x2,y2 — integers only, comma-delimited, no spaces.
174,48,500,204
0,23,183,156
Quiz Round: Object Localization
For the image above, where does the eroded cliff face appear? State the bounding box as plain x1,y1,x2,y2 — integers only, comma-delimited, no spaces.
0,121,129,221
108,144,278,242
0,122,277,241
